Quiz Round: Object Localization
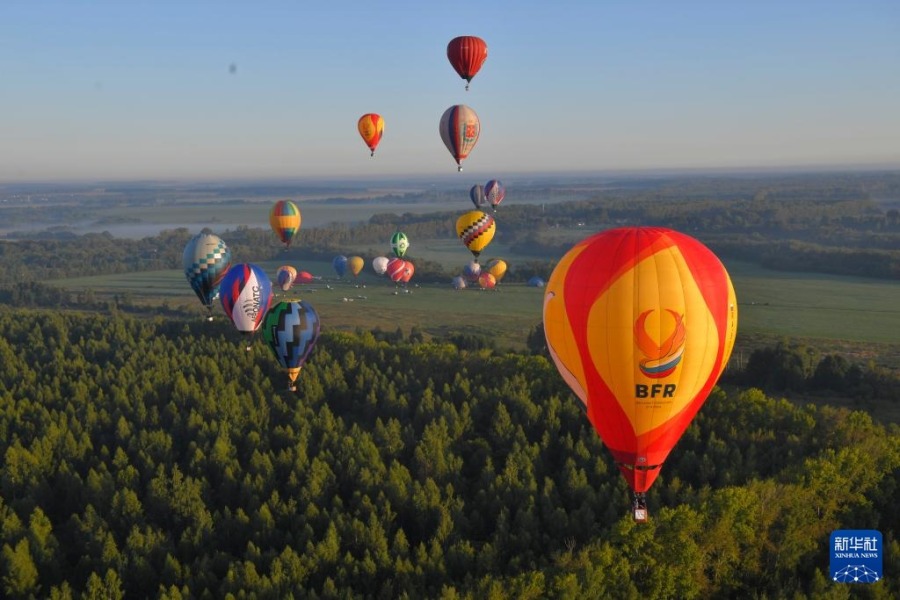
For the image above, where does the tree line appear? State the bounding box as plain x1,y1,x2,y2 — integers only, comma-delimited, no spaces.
0,309,897,598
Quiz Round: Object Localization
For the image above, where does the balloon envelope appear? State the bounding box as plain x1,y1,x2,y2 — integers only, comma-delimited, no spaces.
262,300,321,388
296,271,314,284
542,227,738,493
470,184,486,209
183,233,232,312
439,105,480,171
447,36,488,89
358,113,384,156
452,276,467,290
219,263,274,334
386,258,408,283
332,255,348,277
478,272,496,289
391,232,409,258
276,265,297,292
527,276,545,288
347,256,364,277
372,256,390,275
463,261,481,282
484,179,505,210
456,210,495,260
270,200,301,247
486,258,507,282
401,261,414,283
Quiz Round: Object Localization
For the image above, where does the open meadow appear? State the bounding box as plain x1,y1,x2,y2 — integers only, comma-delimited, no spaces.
51,256,900,368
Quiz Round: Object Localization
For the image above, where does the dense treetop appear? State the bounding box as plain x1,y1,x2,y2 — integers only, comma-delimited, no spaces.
0,309,897,598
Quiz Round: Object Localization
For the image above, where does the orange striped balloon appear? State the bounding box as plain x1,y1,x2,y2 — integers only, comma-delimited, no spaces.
543,227,737,493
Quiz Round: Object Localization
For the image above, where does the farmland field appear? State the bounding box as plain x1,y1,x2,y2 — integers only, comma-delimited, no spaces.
51,257,900,365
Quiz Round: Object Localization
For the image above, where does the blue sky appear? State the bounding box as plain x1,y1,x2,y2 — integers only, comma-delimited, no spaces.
2,0,898,182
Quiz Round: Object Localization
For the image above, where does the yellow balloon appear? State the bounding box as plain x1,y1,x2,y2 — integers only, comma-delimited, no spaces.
456,210,495,260
347,256,365,277
486,258,507,282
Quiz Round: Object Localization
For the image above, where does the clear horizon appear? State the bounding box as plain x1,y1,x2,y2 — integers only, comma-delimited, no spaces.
2,1,899,183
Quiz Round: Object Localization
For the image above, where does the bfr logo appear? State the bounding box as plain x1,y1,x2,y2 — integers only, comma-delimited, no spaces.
830,530,882,584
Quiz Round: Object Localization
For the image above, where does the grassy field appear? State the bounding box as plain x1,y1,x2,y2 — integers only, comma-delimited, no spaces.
51,256,900,365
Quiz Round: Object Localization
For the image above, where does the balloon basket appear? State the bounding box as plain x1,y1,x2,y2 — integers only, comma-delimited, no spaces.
633,507,648,523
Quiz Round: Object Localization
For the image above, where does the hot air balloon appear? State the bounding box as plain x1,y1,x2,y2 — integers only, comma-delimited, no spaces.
358,113,384,156
386,258,408,283
401,260,414,284
333,255,348,278
470,184,487,209
463,260,481,282
439,105,480,171
276,265,297,292
478,272,496,290
484,179,505,211
219,263,274,349
527,276,545,288
347,256,365,277
372,256,390,275
542,227,738,522
183,232,232,320
270,200,301,248
456,210,495,261
452,276,467,290
296,271,315,285
262,300,321,392
447,35,488,91
485,258,507,282
391,232,409,258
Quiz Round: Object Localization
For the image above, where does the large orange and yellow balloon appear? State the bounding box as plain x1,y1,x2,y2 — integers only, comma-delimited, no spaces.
269,200,301,248
358,113,384,156
456,210,495,261
543,227,737,494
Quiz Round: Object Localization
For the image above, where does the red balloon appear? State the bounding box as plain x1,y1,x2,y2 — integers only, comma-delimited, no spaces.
386,258,408,283
447,36,488,90
401,261,415,283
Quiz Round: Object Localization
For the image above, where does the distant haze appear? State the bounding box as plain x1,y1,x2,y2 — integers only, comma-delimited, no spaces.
2,1,898,182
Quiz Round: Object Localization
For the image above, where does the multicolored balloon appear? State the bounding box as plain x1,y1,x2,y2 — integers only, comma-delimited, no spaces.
276,265,297,292
347,256,364,277
333,255,348,278
542,227,738,505
486,258,507,282
270,200,301,248
456,210,495,261
358,113,384,157
262,300,321,392
183,232,232,319
391,232,409,258
484,179,505,211
219,263,274,347
372,256,390,275
447,35,488,91
478,272,496,290
470,184,487,209
463,260,481,282
439,105,480,171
